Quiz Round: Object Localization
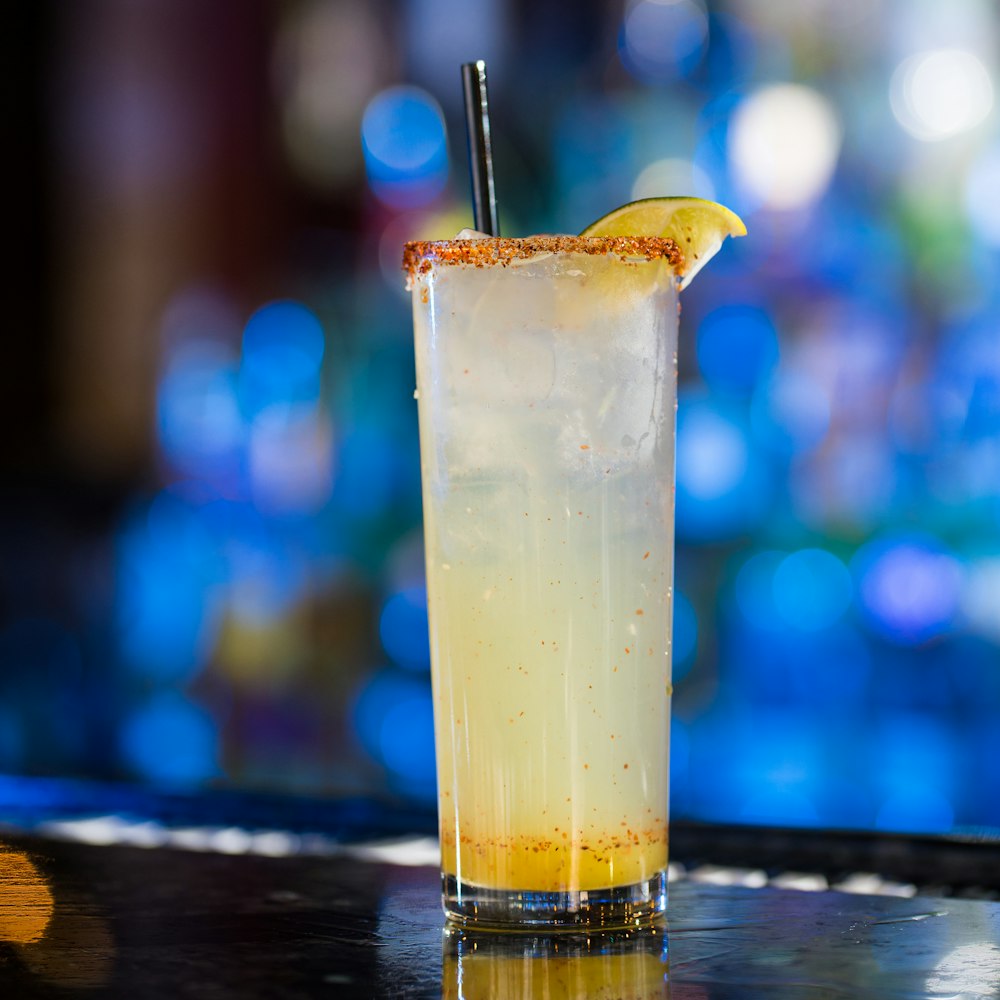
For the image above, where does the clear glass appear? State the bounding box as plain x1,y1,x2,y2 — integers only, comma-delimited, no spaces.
409,238,678,929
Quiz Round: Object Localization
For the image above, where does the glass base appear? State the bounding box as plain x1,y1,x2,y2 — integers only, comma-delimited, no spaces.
442,871,668,931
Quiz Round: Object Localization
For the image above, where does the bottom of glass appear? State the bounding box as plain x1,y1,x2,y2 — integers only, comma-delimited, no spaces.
442,870,668,931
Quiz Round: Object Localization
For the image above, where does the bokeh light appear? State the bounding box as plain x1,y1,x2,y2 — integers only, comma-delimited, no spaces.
675,397,768,540
120,692,220,785
240,301,326,418
964,143,1000,245
379,587,431,672
157,344,243,480
361,85,449,208
890,49,994,142
619,0,710,84
632,158,715,202
752,371,831,455
872,712,956,834
353,668,436,800
772,548,853,632
331,424,402,524
735,550,785,631
961,557,1000,644
854,537,963,645
378,695,436,789
696,305,779,395
672,590,698,680
249,404,334,517
117,495,223,682
730,83,841,210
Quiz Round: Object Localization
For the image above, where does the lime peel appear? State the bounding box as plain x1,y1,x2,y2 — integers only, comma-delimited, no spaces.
581,196,746,289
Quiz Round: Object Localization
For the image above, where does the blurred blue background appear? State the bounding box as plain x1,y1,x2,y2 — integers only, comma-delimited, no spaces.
5,0,1000,837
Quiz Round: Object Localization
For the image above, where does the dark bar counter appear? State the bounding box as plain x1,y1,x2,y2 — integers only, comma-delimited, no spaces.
2,781,999,996
3,814,1000,998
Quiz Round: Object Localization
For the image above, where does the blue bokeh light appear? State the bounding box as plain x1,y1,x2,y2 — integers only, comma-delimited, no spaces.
932,318,1000,443
876,788,954,834
672,590,698,681
378,695,436,789
619,0,709,84
120,692,220,785
789,433,897,530
553,96,636,231
854,536,963,645
700,11,758,89
734,550,785,631
331,425,400,523
157,342,243,479
379,586,431,672
248,403,334,518
772,548,853,632
117,496,223,681
118,561,219,681
352,668,436,800
696,305,779,395
726,613,872,713
675,396,769,541
872,712,955,834
740,786,820,826
361,86,448,208
240,301,325,418
688,706,824,826
670,717,691,811
221,509,308,626
751,371,831,455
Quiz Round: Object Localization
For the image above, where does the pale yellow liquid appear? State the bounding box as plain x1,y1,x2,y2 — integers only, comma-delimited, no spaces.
413,249,676,894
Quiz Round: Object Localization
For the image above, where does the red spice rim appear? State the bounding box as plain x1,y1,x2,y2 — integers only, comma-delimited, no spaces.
402,235,684,283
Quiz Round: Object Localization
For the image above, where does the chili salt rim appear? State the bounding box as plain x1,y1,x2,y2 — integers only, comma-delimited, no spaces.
402,235,685,284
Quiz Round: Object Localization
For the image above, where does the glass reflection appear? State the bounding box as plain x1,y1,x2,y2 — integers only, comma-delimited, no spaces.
442,924,669,999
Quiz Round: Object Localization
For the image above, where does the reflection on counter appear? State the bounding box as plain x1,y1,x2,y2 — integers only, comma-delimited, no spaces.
0,846,53,944
926,940,1000,998
0,842,114,990
442,924,670,1000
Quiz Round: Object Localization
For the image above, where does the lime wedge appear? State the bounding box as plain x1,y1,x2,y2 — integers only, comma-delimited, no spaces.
581,197,746,289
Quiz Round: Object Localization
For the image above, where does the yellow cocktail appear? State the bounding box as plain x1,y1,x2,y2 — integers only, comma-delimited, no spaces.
406,234,679,928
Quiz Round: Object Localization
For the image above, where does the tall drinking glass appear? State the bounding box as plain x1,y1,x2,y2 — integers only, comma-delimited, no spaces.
404,235,681,929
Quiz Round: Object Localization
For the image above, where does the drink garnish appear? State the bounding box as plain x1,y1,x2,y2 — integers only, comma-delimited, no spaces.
581,196,746,288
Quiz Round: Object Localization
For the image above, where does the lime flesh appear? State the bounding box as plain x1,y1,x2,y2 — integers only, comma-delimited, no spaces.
581,196,746,289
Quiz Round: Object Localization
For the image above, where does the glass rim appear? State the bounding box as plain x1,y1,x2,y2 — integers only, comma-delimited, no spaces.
402,234,683,282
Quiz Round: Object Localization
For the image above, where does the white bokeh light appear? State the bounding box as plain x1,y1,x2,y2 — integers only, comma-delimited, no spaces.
965,144,1000,244
729,84,841,211
631,157,715,201
890,49,994,141
961,557,1000,642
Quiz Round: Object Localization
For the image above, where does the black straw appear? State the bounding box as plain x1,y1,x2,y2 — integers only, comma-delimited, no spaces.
461,61,500,237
